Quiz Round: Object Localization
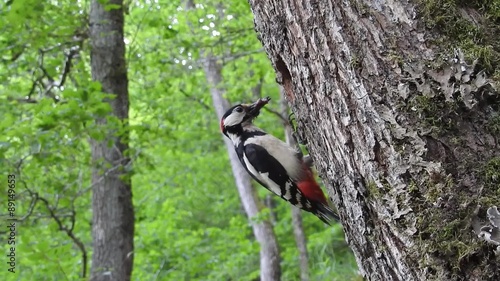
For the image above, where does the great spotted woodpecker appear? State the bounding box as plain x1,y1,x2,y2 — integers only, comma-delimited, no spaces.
220,97,339,224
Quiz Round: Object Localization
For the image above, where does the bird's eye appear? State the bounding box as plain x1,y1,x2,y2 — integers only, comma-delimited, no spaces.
235,106,243,113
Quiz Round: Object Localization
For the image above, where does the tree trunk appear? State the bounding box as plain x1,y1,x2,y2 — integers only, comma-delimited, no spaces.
204,55,282,281
89,1,134,280
248,0,500,280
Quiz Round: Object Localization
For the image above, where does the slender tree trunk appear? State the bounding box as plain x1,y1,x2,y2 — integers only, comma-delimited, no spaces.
204,55,281,281
184,3,280,278
291,207,309,281
89,1,134,280
248,0,500,280
264,194,278,225
280,89,310,281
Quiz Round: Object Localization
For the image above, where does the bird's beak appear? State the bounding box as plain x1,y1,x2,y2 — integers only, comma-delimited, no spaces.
245,96,271,118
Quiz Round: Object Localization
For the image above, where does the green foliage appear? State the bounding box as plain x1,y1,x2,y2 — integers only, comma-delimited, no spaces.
0,0,358,280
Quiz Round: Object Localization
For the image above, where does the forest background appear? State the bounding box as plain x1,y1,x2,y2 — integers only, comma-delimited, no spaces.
0,0,360,280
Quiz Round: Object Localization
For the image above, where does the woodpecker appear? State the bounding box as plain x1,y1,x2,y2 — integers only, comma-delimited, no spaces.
220,97,339,224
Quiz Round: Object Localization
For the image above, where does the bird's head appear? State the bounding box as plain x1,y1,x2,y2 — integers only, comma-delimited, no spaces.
220,96,270,135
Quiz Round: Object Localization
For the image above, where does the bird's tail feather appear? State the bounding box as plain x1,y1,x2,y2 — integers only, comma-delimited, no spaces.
314,203,340,225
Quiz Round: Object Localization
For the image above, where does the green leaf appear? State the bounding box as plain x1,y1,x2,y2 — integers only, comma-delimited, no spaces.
105,4,121,11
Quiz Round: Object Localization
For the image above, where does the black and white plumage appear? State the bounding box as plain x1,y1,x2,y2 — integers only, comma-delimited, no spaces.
220,97,339,224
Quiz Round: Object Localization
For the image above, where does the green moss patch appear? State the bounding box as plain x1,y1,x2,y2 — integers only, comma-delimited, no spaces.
417,0,500,74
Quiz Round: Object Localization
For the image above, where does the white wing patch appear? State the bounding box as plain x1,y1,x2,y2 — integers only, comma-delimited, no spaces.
243,154,289,199
244,132,304,180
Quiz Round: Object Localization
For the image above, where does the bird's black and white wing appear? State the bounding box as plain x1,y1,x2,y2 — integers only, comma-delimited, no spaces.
241,143,308,208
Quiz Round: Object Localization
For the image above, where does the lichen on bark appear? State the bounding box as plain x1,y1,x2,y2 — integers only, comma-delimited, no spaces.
247,0,500,279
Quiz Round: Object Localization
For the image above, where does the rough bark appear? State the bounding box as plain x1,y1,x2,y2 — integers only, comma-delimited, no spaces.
89,1,134,280
204,56,281,281
248,0,500,280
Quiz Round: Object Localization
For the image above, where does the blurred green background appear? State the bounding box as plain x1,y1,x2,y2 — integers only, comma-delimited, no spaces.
0,0,359,280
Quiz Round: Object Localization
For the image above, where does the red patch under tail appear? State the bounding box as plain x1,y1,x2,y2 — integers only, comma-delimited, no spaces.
296,165,328,205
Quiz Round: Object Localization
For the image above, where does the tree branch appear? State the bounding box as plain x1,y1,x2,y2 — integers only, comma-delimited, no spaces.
13,161,88,279
262,107,290,126
38,195,87,278
179,88,211,109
